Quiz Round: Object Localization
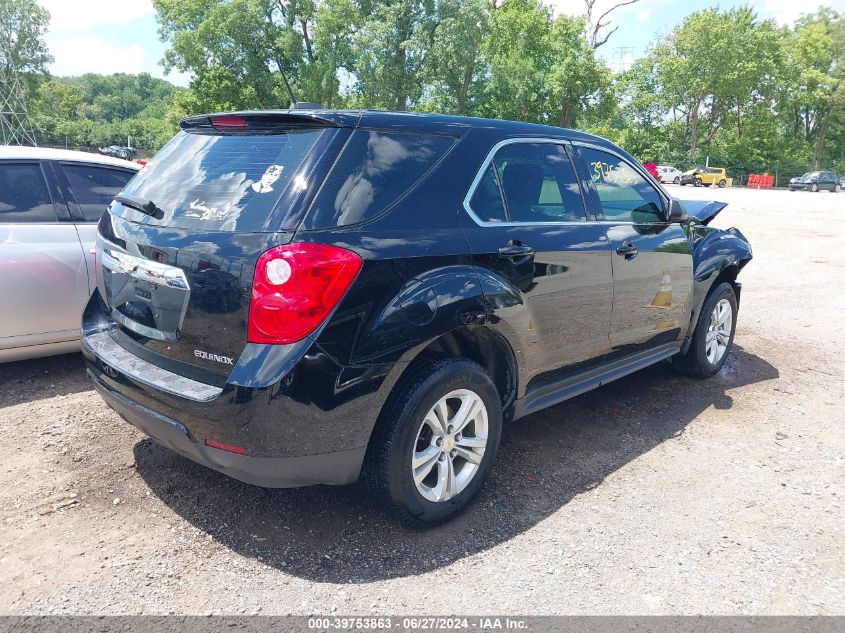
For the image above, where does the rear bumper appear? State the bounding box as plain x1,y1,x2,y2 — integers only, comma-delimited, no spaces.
89,369,365,487
81,290,384,488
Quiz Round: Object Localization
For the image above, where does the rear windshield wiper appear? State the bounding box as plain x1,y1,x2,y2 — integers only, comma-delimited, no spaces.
114,195,165,220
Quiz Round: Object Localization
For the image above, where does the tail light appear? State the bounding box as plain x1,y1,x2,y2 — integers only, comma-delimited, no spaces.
248,243,362,345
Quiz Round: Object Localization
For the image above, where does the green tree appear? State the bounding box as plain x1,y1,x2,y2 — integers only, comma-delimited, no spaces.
154,0,311,110
786,8,845,168
352,0,435,110
479,0,552,122
548,14,610,128
648,7,785,161
421,0,488,114
0,0,52,73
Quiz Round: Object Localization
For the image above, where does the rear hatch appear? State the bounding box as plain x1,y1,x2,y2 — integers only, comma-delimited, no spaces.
96,114,344,379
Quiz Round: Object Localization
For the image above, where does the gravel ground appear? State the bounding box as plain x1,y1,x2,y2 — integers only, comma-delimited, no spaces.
1,186,843,615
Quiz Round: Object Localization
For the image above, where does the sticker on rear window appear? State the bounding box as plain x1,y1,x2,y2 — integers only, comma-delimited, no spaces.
185,199,234,221
252,164,284,193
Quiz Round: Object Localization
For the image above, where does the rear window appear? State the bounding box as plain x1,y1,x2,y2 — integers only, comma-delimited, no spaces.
303,130,454,229
112,129,326,232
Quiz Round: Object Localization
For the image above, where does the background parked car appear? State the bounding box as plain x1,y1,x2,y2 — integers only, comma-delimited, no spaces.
680,167,728,188
0,146,139,362
98,145,137,161
788,171,841,192
656,165,683,184
642,162,660,179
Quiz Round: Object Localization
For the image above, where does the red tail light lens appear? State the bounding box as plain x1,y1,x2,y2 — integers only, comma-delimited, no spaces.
248,243,362,345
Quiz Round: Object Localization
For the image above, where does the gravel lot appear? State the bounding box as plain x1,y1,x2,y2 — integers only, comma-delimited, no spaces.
1,186,843,615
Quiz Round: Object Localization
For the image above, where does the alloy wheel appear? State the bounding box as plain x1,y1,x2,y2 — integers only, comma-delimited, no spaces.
705,298,732,365
412,389,488,503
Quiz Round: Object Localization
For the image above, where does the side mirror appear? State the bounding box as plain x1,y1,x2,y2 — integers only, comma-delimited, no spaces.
669,198,688,223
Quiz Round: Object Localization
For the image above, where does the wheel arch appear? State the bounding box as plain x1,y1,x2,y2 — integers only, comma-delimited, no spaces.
683,232,752,353
378,325,519,426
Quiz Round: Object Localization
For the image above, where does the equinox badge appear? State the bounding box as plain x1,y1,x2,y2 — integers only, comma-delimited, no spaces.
194,349,234,365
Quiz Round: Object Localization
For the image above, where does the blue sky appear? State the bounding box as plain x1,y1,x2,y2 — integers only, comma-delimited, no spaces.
39,0,845,88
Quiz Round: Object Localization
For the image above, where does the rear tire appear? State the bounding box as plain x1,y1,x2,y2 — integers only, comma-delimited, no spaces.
718,179,726,188
673,176,680,184
836,184,841,193
364,357,503,527
673,282,738,379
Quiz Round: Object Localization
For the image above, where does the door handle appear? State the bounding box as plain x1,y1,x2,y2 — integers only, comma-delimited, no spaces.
498,243,535,258
615,242,638,260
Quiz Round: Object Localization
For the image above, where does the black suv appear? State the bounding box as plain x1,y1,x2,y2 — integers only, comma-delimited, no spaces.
82,110,752,526
788,171,841,192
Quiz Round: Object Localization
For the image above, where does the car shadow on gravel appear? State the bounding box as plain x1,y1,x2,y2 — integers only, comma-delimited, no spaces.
0,353,92,410
134,345,777,584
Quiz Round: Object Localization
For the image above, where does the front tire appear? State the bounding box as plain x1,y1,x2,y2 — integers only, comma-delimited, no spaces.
718,179,726,188
673,176,680,184
673,282,738,378
364,357,503,527
810,183,819,192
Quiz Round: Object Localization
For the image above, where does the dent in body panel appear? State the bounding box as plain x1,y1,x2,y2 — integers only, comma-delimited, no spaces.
684,223,753,341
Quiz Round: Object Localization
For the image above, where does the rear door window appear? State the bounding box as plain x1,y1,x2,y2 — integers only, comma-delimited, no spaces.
111,129,326,232
61,163,136,222
492,143,585,223
0,162,57,222
303,130,455,229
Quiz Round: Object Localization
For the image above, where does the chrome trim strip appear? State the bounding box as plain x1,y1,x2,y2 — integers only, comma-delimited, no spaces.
111,311,173,342
99,246,191,342
462,137,590,228
100,249,190,290
84,330,223,403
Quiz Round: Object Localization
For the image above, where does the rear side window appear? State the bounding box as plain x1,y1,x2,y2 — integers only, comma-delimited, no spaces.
469,164,507,223
0,162,57,222
112,129,326,232
303,130,454,229
62,163,136,222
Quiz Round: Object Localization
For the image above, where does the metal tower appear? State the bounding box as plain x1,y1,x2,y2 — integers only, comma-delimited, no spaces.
0,53,38,146
611,47,634,74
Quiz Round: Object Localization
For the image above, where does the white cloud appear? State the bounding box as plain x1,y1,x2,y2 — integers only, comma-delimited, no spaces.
636,10,651,22
38,0,154,32
763,0,845,24
48,37,146,76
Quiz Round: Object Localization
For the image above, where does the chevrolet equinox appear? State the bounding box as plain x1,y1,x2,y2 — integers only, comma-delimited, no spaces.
82,110,752,526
